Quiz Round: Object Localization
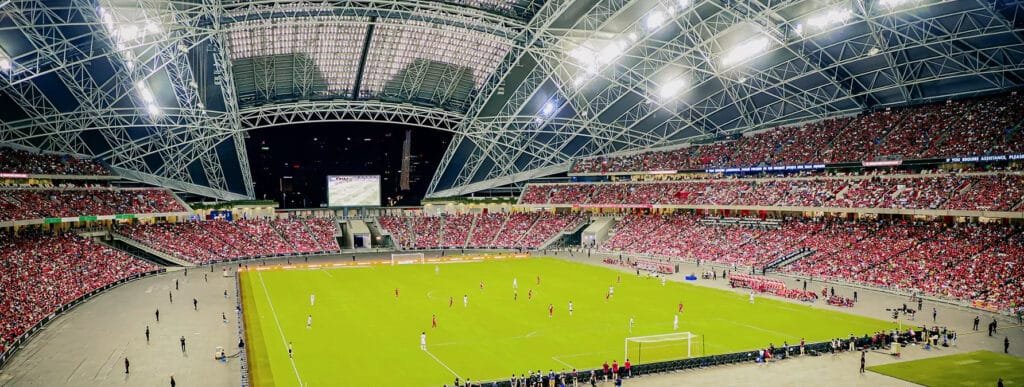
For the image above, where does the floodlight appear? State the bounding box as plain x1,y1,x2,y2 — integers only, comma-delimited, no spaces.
721,36,770,66
677,0,691,9
0,58,11,71
658,78,686,100
868,47,880,56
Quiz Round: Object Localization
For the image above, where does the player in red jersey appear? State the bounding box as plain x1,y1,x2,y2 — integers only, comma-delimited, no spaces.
678,302,684,313
395,288,399,298
548,304,554,317
432,314,437,328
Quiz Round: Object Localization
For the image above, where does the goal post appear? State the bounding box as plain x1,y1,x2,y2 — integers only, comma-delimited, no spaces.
391,252,425,265
624,332,699,364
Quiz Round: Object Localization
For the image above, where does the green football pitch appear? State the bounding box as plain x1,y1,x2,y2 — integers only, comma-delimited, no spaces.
869,350,1024,386
240,257,894,386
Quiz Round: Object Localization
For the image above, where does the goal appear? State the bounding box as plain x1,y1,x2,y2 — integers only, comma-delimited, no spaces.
624,332,699,364
391,252,425,265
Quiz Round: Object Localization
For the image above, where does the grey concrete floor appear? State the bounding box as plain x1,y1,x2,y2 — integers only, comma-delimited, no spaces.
0,251,1020,387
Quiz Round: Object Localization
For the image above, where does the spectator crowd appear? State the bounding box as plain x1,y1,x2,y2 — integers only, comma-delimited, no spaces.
0,188,187,221
119,218,340,264
0,147,110,176
0,231,158,354
378,212,584,251
572,91,1024,174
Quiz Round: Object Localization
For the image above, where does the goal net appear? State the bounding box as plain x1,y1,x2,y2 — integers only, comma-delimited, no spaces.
624,332,700,364
391,252,425,265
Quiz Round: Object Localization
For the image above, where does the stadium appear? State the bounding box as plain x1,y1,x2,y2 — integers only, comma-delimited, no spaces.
1,0,1023,386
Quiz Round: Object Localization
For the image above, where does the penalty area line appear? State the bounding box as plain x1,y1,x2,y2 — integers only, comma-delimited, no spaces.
257,272,304,387
424,349,461,380
551,356,575,369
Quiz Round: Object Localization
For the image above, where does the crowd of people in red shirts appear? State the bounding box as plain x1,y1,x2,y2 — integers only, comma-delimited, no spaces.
600,213,1023,311
379,212,584,250
520,172,1024,212
0,231,158,354
0,188,187,221
572,91,1024,174
118,218,340,264
0,148,110,176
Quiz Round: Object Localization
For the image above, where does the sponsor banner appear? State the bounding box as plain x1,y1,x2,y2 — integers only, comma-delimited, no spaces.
647,170,677,175
78,215,98,222
115,214,136,220
43,217,62,224
0,173,29,178
862,160,903,167
946,154,1024,163
706,164,825,174
572,203,653,209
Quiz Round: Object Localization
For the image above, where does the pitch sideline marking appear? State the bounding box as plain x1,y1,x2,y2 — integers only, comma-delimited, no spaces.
551,356,575,369
322,269,334,278
257,272,305,387
424,349,461,379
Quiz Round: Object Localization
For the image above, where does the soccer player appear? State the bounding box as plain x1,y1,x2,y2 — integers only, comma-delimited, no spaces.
617,275,621,283
537,275,541,285
435,265,440,275
449,296,454,308
528,289,533,300
288,342,293,358
306,314,312,329
432,314,438,328
661,276,667,286
310,293,315,306
678,302,684,314
514,290,518,301
395,288,400,298
628,317,634,333
608,285,615,298
568,301,574,317
513,277,518,290
420,331,427,350
480,281,485,291
749,291,755,304
463,294,468,307
549,304,554,318
673,314,679,331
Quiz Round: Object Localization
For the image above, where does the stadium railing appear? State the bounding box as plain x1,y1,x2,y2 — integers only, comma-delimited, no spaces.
0,269,165,369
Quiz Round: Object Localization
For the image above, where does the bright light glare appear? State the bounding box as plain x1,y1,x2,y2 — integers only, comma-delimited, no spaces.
541,101,557,117
644,10,667,31
658,78,686,100
879,0,917,9
0,58,11,71
146,103,161,118
721,36,770,66
805,8,852,30
677,0,691,9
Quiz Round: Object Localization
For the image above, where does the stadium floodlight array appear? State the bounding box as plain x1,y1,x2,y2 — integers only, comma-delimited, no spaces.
391,252,426,265
658,78,686,100
227,16,368,95
360,20,511,99
624,332,699,364
720,36,771,67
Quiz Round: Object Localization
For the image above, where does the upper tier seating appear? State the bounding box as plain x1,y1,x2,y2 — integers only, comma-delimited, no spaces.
0,188,186,222
572,91,1024,174
520,173,1024,212
0,148,110,176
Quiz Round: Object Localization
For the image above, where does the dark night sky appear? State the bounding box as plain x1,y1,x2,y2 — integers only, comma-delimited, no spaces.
246,123,452,208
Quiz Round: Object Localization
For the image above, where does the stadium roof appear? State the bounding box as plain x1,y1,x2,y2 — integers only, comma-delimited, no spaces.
1,0,1023,200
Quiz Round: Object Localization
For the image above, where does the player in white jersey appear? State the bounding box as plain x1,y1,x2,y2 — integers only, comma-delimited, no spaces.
673,314,679,331
661,276,667,286
310,293,315,306
568,301,574,317
629,317,634,333
420,332,427,350
608,286,615,298
749,291,755,304
306,314,312,329
513,277,518,290
463,294,468,307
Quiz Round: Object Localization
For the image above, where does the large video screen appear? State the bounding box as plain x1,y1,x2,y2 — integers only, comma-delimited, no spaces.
327,175,381,207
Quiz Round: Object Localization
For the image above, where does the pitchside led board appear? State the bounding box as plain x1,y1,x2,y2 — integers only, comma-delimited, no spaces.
327,175,381,207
